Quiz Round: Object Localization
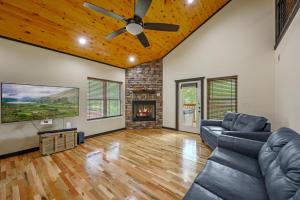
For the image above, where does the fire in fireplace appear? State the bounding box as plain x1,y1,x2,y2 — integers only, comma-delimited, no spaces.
132,100,156,121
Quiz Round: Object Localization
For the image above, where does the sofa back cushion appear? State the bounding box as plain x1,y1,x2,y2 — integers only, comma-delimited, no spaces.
265,138,300,200
232,113,267,132
259,127,299,176
221,112,239,130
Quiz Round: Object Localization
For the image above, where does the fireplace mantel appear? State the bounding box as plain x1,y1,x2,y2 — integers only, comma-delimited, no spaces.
132,89,156,94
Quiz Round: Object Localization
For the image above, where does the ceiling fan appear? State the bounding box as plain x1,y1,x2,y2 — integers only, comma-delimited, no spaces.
83,0,180,48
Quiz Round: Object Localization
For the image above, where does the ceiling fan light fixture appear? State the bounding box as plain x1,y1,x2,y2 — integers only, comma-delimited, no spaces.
84,0,179,48
126,23,144,36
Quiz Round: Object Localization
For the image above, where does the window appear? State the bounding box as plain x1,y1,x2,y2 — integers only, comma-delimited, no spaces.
275,0,300,48
87,78,122,120
207,76,237,120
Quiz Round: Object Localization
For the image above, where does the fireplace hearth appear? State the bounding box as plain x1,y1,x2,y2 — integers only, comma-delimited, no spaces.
132,100,156,121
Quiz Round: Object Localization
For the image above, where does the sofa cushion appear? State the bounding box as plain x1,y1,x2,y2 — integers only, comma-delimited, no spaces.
265,138,300,200
232,114,267,132
183,183,223,200
222,112,239,130
259,127,299,176
209,147,262,178
195,160,268,200
204,126,228,132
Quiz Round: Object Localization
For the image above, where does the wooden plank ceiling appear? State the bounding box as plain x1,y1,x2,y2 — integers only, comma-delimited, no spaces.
0,0,229,68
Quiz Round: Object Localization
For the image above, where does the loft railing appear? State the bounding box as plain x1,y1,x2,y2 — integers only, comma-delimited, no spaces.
275,0,300,48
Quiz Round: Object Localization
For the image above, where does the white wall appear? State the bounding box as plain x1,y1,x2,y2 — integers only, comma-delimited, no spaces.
163,0,275,129
274,11,300,132
2,0,299,155
0,38,125,155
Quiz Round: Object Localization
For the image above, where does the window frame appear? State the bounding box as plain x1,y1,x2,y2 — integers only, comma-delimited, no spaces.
207,75,238,120
87,77,123,121
275,0,300,49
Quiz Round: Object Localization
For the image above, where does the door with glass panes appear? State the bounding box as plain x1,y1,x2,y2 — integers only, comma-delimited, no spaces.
178,80,203,133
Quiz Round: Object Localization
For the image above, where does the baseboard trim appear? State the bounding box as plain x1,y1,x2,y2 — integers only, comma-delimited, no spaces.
162,126,177,131
162,126,200,135
85,128,126,139
0,147,39,159
179,131,200,135
0,128,126,159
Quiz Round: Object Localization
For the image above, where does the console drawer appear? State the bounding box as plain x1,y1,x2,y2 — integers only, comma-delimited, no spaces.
55,134,65,145
66,141,75,149
65,134,75,143
41,137,55,155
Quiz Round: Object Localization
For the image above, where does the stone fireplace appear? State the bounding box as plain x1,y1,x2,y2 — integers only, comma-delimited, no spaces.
125,60,162,129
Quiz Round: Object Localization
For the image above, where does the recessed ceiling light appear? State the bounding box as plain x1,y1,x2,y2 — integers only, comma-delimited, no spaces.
78,37,87,45
129,56,136,63
187,0,194,4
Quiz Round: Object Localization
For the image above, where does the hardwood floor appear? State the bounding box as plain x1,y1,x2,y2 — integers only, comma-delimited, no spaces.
0,129,211,200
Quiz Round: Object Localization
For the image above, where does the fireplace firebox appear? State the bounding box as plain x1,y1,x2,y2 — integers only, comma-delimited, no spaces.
132,100,156,121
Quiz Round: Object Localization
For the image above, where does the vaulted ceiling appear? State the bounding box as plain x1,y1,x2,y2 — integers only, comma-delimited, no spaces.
0,0,229,68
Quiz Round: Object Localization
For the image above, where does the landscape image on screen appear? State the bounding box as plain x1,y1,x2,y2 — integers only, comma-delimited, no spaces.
1,83,79,123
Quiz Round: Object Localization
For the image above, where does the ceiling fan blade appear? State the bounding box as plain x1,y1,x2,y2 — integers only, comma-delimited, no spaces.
83,2,126,23
144,23,179,32
135,0,152,18
106,27,127,40
137,32,150,47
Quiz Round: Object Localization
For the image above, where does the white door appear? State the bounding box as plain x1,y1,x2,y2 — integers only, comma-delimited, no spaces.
179,81,202,133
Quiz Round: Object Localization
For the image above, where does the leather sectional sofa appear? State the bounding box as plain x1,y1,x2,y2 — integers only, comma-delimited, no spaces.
200,112,271,149
184,127,300,200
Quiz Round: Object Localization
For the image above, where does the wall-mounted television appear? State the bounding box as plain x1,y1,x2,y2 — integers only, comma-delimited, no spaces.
1,83,79,123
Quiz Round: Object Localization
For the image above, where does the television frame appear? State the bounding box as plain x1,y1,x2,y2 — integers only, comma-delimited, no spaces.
1,82,80,124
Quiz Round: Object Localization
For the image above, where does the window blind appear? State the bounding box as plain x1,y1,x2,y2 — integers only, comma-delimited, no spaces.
207,76,237,120
87,78,122,120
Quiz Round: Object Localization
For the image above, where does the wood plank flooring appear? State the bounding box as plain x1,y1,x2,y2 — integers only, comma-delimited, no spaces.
0,129,211,200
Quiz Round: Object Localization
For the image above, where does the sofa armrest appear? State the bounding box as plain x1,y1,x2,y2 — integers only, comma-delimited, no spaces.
201,120,222,127
263,122,271,132
217,135,265,158
222,131,271,142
